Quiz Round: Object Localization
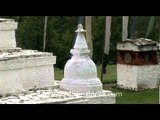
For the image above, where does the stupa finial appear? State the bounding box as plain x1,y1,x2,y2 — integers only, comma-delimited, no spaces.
75,24,86,33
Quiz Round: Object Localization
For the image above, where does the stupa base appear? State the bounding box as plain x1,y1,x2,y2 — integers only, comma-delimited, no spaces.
60,78,103,93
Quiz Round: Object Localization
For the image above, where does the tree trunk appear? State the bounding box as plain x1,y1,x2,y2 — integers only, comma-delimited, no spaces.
43,16,48,51
85,16,93,58
130,16,139,39
104,16,112,55
146,16,155,38
122,16,129,41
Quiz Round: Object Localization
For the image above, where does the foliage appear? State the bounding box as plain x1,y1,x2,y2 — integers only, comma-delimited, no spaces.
1,16,160,68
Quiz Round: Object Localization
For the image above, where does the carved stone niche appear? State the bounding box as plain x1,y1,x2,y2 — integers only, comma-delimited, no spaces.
124,53,132,64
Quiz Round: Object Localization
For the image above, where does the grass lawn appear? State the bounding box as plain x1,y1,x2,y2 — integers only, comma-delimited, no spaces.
54,65,159,104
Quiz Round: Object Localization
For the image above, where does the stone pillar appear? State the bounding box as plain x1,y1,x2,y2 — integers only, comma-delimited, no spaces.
117,38,159,90
60,24,102,93
0,18,17,50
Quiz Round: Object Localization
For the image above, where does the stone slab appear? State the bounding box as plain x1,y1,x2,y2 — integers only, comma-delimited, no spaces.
0,84,116,104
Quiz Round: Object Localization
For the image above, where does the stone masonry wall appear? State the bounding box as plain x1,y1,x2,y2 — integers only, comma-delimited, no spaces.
137,65,159,89
117,64,159,90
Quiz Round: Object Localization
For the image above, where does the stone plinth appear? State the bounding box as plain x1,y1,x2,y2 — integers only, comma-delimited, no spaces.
60,24,102,93
0,49,56,95
117,38,159,90
0,19,17,50
0,18,56,95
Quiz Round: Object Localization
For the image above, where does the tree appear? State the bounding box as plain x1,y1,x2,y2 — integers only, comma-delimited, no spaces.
43,16,48,51
122,16,129,41
146,16,155,38
85,16,93,58
2,16,158,68
130,16,139,39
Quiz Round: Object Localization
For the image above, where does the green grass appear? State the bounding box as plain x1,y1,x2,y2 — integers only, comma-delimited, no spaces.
97,65,117,84
54,65,159,104
54,67,64,80
103,85,159,104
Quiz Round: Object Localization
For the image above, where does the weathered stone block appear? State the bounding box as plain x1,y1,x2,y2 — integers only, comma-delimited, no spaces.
0,51,56,95
0,19,17,50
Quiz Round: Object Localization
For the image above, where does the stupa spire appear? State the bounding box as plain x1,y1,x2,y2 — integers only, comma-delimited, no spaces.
73,24,88,49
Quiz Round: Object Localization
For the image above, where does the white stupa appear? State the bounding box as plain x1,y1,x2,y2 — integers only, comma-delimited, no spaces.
60,24,102,93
